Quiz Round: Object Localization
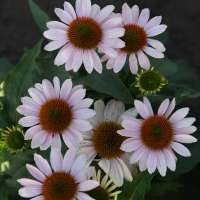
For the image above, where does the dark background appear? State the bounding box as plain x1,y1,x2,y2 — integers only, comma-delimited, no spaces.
0,0,200,199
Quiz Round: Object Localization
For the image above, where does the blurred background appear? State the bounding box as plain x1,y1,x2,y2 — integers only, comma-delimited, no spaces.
0,0,200,199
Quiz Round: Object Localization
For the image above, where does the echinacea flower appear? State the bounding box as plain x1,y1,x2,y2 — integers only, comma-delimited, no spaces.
118,97,197,176
18,148,99,200
17,77,95,150
81,100,137,186
134,67,168,95
105,3,167,74
43,0,125,74
0,126,25,152
88,168,122,200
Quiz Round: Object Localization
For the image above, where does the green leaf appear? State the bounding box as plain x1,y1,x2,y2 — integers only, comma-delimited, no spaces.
119,172,154,200
0,58,14,83
4,40,43,123
28,0,50,32
77,70,133,104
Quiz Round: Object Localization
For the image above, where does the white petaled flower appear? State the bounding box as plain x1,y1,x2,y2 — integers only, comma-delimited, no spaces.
43,0,125,74
17,77,95,150
80,99,137,186
87,168,122,200
18,148,99,200
105,3,167,74
118,97,197,176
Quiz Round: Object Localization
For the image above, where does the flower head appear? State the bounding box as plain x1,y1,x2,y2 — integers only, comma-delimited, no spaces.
105,4,167,74
43,0,125,74
88,168,121,200
17,77,95,150
81,99,137,186
0,126,25,152
118,97,197,176
135,67,168,95
18,148,99,200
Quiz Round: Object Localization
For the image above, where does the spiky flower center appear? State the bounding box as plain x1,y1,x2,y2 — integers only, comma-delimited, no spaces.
42,172,78,200
68,17,103,49
88,186,109,200
6,130,24,150
121,24,147,53
141,116,173,150
39,99,72,133
136,69,168,94
92,122,126,159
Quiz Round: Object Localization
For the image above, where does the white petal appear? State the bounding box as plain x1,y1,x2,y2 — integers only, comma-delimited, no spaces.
43,29,66,41
68,88,86,106
102,17,122,29
72,49,83,72
96,5,115,23
174,134,197,143
134,100,151,119
17,178,42,187
157,152,167,176
122,3,132,25
34,154,52,176
157,98,170,116
171,142,191,157
144,16,162,30
28,88,46,105
64,2,76,19
83,51,94,73
147,25,167,37
138,8,150,27
18,187,41,198
174,126,197,135
54,44,74,66
60,79,72,100
147,39,166,52
73,98,94,110
19,116,39,127
132,5,140,23
81,0,92,17
52,134,62,149
42,79,56,99
50,148,63,171
74,108,95,119
17,105,38,117
71,155,86,178
121,139,142,152
169,108,189,123
91,4,100,18
53,76,61,98
77,192,94,200
174,118,196,129
163,149,176,171
113,53,127,73
26,164,45,182
31,196,44,200
130,147,146,164
147,151,157,174
117,158,133,182
31,131,47,149
72,119,92,132
144,46,164,58
104,100,125,122
104,28,125,38
129,53,138,74
62,149,77,172
44,40,66,51
137,51,150,70
79,180,99,191
143,97,154,116
40,134,52,151
91,50,103,73
25,125,42,140
21,97,40,109
121,118,141,131
55,8,73,24
47,21,67,30
165,98,176,118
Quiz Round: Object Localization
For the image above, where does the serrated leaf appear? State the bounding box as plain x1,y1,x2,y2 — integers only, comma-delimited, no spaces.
77,70,133,104
4,40,42,123
28,0,50,32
